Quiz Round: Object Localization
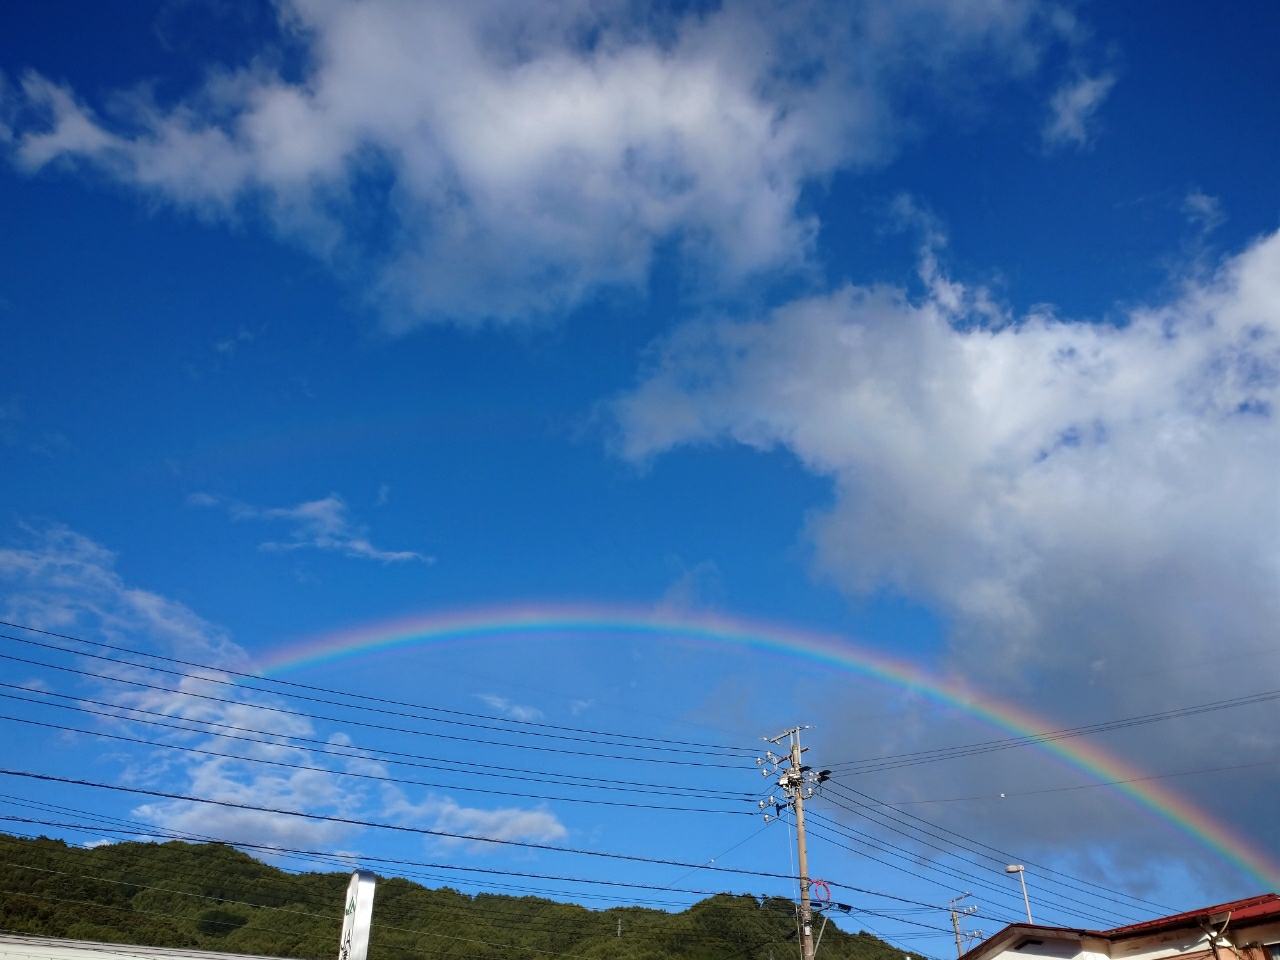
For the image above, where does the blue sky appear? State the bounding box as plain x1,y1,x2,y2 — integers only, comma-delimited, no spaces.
3,1,1280,955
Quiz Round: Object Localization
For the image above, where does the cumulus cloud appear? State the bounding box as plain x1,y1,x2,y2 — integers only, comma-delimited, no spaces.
383,788,566,850
614,226,1280,881
194,492,428,562
131,754,358,851
1043,70,1114,148
5,0,1080,326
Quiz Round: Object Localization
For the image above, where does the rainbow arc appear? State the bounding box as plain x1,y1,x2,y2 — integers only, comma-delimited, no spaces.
256,603,1280,890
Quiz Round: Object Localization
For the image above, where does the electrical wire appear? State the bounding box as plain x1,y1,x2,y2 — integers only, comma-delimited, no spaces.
855,756,1280,805
814,793,1157,921
0,824,941,954
0,647,749,769
803,811,1121,928
0,712,753,816
821,782,1173,915
826,688,1280,775
0,768,808,882
0,793,769,903
0,683,752,799
0,623,756,754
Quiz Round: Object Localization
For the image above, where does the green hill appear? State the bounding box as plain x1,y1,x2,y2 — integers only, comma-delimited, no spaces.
0,834,915,960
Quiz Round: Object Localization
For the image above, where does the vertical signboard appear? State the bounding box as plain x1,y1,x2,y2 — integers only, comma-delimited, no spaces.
338,871,377,960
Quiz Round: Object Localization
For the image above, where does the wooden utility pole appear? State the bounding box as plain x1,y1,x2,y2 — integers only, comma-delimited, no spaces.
759,727,830,960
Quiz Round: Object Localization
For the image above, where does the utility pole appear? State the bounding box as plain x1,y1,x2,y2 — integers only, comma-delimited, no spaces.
948,894,981,960
758,727,831,960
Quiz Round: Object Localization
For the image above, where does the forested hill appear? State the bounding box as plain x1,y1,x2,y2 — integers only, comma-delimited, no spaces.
0,835,914,960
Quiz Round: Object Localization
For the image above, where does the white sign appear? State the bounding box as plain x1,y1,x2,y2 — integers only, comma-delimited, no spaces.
338,870,377,960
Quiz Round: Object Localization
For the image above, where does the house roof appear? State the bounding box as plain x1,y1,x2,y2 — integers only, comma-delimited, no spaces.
958,893,1280,960
1102,894,1280,940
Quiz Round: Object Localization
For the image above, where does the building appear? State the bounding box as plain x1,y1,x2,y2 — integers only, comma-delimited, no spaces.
962,894,1280,960
0,935,295,960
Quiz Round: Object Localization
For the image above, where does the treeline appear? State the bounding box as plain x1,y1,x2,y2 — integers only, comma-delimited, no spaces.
0,834,912,960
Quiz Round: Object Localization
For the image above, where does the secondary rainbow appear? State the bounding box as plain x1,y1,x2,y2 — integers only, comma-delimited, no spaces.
256,602,1280,891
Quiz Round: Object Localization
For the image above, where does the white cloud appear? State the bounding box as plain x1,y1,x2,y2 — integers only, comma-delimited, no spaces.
195,492,428,563
613,226,1280,873
0,524,362,851
659,558,724,611
476,694,544,723
214,327,260,356
1183,189,1225,233
1043,70,1114,148
132,756,357,851
6,0,1079,326
0,526,560,861
383,789,566,849
0,524,247,666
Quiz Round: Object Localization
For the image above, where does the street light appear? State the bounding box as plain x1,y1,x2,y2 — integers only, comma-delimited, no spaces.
1005,866,1033,924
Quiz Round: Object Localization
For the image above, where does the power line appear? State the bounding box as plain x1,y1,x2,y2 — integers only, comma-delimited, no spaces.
0,768,810,881
0,791,773,903
812,788,1158,925
802,814,1078,927
0,646,749,769
0,815,746,905
0,682,752,799
0,852,768,947
821,782,1172,915
0,786,960,929
852,757,1280,805
0,817,942,953
0,622,756,753
0,711,754,816
826,688,1280,775
0,810,948,956
815,791,1149,920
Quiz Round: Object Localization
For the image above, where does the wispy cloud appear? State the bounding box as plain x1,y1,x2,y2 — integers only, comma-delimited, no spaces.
0,524,247,666
658,559,724,612
1043,70,1115,149
476,694,543,722
0,525,360,851
213,327,262,356
0,395,71,456
1183,189,1225,233
193,493,429,563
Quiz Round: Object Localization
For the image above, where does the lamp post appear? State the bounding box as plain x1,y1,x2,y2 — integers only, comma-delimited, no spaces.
1005,866,1032,924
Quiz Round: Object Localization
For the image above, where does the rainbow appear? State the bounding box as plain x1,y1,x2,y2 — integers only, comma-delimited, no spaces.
256,602,1280,890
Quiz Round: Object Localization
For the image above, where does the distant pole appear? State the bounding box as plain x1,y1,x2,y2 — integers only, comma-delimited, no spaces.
948,894,979,959
617,917,621,938
1005,866,1032,924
